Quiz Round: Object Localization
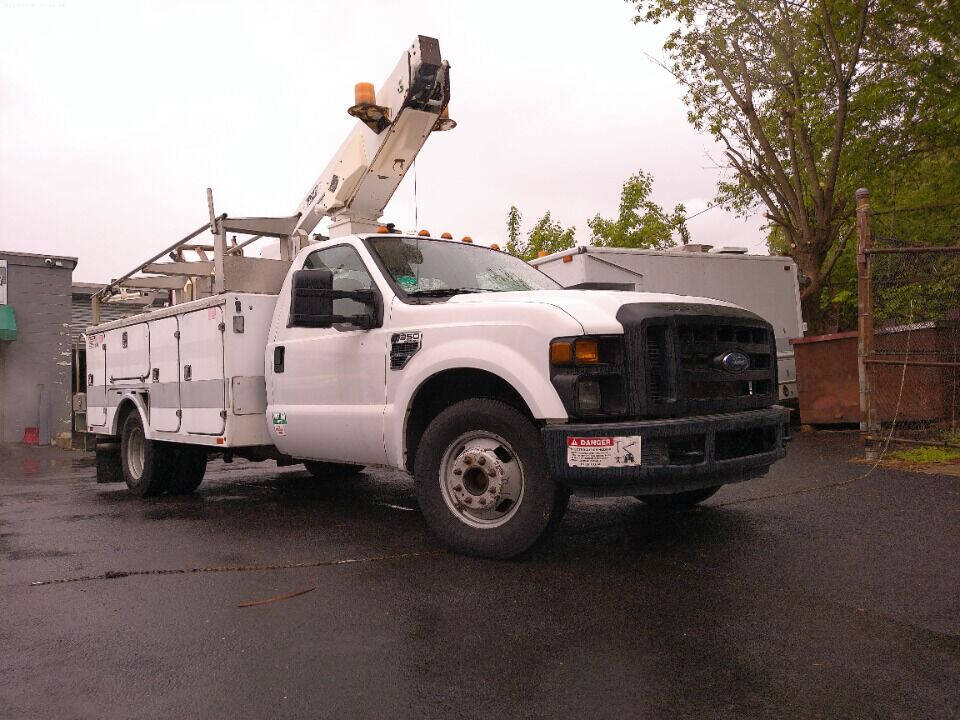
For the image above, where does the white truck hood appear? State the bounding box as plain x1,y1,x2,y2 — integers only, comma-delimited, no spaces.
447,290,742,334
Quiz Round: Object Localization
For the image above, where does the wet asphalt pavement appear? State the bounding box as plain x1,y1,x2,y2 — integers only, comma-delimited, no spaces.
0,431,957,719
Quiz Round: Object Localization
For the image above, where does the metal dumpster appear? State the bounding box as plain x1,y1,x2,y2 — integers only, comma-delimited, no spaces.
791,332,860,424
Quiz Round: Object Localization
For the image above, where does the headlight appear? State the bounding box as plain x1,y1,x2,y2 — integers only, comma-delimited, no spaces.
548,335,626,418
577,379,602,411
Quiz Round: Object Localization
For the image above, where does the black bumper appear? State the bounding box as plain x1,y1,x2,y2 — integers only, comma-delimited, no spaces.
542,406,791,498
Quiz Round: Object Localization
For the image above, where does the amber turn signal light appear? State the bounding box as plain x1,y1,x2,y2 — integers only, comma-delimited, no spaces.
550,341,574,365
550,338,601,366
574,339,599,364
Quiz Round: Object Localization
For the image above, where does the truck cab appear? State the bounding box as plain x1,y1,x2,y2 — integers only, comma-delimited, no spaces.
266,231,790,557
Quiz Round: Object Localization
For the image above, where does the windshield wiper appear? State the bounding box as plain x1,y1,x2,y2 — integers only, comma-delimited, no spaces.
406,288,488,298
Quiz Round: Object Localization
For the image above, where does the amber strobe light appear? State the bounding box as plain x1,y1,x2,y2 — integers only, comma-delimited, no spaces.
354,82,376,106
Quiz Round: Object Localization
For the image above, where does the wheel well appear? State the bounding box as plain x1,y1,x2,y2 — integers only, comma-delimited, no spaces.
404,368,534,473
113,398,139,436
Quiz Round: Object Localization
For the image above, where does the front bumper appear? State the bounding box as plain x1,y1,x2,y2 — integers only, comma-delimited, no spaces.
542,406,791,498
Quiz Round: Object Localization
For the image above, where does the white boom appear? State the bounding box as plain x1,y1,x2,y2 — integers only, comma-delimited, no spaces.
93,35,454,318
290,35,453,245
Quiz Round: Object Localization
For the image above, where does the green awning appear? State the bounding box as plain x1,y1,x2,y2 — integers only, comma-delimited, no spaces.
0,305,16,341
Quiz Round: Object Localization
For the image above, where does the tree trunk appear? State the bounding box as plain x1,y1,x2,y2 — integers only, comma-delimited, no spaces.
795,242,828,335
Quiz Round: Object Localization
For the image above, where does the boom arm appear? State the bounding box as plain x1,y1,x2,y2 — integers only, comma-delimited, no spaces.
289,35,453,245
91,36,452,320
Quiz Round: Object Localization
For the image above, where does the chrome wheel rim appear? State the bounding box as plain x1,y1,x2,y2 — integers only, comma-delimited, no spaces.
439,431,525,529
127,426,145,480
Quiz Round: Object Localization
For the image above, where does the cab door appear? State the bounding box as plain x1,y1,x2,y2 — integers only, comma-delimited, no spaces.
267,244,388,466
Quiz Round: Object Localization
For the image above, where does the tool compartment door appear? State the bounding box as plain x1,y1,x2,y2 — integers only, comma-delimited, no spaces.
106,323,149,384
179,306,226,435
148,316,181,432
85,333,107,427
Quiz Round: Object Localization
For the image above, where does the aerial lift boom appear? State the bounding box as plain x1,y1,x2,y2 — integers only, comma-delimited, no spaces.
93,35,454,320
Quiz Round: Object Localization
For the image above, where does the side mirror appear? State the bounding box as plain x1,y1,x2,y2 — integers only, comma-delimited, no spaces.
288,268,378,329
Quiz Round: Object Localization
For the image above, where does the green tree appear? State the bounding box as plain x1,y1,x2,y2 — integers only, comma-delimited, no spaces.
631,0,960,331
505,205,523,256
505,210,575,261
587,171,690,249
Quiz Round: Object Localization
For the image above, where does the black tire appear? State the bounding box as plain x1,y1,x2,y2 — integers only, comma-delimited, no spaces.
414,399,561,559
95,447,124,484
303,461,365,479
166,445,208,495
636,485,722,510
119,412,171,497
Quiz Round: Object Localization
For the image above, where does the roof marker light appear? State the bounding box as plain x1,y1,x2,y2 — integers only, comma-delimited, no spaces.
461,236,473,244
418,229,431,237
440,232,453,239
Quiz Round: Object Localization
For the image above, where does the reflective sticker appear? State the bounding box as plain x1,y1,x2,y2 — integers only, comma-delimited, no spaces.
272,411,287,436
566,436,641,468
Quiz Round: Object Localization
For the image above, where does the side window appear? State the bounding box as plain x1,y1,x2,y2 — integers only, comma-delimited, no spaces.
303,245,374,317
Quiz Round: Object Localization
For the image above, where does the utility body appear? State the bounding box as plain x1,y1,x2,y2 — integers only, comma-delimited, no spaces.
84,37,789,558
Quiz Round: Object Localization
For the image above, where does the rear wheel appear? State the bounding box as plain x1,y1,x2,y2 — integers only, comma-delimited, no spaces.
414,399,562,559
120,412,169,497
303,461,365,479
95,445,124,484
166,445,207,494
636,485,722,510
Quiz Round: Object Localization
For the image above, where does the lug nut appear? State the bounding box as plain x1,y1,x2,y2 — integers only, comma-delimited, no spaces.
453,484,462,492
478,456,486,465
488,469,496,477
479,498,487,506
463,456,472,465
464,497,473,504
453,468,462,475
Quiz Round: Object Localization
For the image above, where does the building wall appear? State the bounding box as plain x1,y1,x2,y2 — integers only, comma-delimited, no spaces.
0,252,76,444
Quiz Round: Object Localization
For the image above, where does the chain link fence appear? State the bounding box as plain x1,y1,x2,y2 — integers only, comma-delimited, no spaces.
857,189,960,455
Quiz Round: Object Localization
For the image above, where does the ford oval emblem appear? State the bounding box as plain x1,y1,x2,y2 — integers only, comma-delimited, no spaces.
720,351,750,373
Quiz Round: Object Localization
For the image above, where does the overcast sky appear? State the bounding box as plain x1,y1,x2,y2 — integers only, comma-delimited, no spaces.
0,0,767,283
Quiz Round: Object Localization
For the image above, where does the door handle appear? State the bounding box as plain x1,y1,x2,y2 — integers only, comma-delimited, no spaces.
273,346,285,373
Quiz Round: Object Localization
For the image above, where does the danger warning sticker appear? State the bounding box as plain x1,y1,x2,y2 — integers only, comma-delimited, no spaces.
566,435,642,468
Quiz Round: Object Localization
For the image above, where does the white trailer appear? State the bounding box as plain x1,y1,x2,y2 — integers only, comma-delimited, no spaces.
531,246,805,403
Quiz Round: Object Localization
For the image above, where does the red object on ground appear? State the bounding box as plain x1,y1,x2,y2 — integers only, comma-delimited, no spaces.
22,427,40,445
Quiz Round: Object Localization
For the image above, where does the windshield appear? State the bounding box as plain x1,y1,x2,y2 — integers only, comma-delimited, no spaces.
367,236,562,297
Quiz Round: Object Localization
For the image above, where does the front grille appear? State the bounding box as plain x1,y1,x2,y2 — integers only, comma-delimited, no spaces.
676,322,774,403
645,326,668,403
618,304,777,418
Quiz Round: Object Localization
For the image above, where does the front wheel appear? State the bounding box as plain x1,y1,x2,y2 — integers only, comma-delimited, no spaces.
414,399,563,559
636,485,722,510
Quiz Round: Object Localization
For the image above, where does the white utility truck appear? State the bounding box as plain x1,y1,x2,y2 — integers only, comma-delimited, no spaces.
84,37,790,558
531,246,805,404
